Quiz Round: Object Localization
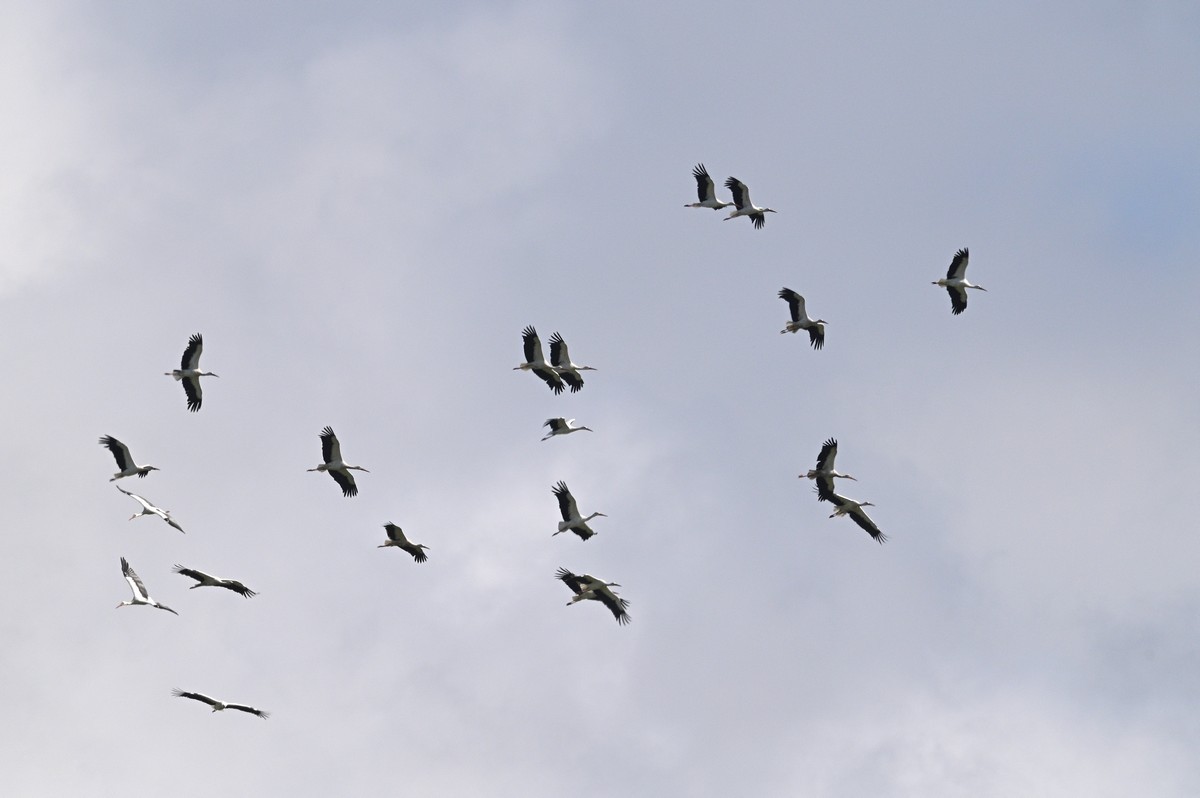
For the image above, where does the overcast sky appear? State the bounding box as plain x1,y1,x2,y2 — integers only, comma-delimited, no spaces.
2,2,1199,795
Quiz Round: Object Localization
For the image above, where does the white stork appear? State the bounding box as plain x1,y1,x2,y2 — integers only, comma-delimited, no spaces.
514,326,565,394
556,568,630,625
816,484,887,543
308,426,369,497
803,438,856,501
164,332,218,412
933,247,986,315
378,523,429,562
172,689,268,719
115,485,185,533
778,288,826,349
551,481,606,540
542,418,593,441
547,332,595,393
99,435,159,481
116,557,178,615
173,565,256,597
685,163,733,210
723,176,777,229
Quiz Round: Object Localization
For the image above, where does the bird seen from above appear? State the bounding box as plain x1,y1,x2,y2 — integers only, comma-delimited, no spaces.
556,567,631,625
308,426,369,497
99,435,159,481
514,325,565,395
778,288,827,350
378,523,429,562
551,481,606,540
116,557,178,615
164,332,218,412
115,485,185,533
172,689,269,718
541,417,593,441
547,331,595,393
723,176,777,229
933,247,986,315
172,565,257,597
684,163,733,210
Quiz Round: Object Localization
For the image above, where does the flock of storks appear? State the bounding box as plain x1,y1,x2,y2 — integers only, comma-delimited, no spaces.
99,166,985,719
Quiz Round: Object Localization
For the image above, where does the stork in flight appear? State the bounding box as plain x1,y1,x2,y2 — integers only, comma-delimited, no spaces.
173,565,257,597
115,485,185,533
778,288,826,350
556,568,630,625
542,418,593,441
514,326,565,395
685,163,733,210
933,247,986,315
172,690,268,718
816,484,887,543
548,332,595,393
308,426,369,497
378,523,429,562
803,438,856,501
164,332,218,412
723,176,777,229
99,435,159,481
551,481,606,540
116,557,178,615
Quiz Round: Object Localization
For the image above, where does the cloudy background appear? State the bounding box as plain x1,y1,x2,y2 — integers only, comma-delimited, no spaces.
2,1,1199,795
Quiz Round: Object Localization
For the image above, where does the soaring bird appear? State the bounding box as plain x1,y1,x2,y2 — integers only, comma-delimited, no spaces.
172,690,268,718
556,568,630,625
816,484,887,543
551,481,606,540
547,332,595,393
778,288,826,350
116,557,178,615
164,332,218,412
99,436,159,481
541,418,593,441
803,438,856,501
172,565,257,597
378,523,429,563
933,247,986,315
308,426,369,497
723,176,777,229
115,485,185,533
514,326,565,394
685,163,733,210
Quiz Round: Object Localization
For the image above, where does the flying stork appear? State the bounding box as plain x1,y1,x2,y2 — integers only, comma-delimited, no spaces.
378,523,429,562
685,163,733,210
547,332,595,393
723,176,777,229
803,438,856,501
308,426,369,497
778,288,826,350
173,565,257,597
542,418,593,441
164,332,218,412
99,435,159,481
933,247,986,315
172,689,269,719
551,481,606,540
556,568,630,625
816,484,887,543
116,557,178,615
115,485,185,533
514,326,565,394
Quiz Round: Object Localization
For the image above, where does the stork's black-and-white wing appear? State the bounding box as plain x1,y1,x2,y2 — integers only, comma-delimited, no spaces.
381,522,428,562
180,333,203,371
319,426,341,465
724,177,749,209
226,703,269,719
552,481,579,523
173,689,221,708
181,376,202,412
121,557,150,600
593,586,631,626
329,469,358,498
779,288,804,324
555,567,589,595
692,163,717,203
101,436,133,472
947,285,968,315
846,509,887,543
521,325,545,365
548,332,585,393
946,248,969,281
815,438,838,472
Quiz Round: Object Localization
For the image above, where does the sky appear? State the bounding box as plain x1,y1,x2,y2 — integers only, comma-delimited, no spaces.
2,1,1199,795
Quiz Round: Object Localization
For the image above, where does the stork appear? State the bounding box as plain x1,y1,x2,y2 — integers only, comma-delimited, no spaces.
172,565,256,597
308,426,369,497
99,435,159,481
933,247,986,315
115,485,185,533
556,568,630,625
116,557,178,615
551,481,606,540
378,523,429,562
514,326,565,394
778,288,826,349
816,484,887,543
164,332,218,412
803,438,856,501
542,418,593,441
172,690,268,718
723,176,777,229
685,163,733,210
547,332,595,393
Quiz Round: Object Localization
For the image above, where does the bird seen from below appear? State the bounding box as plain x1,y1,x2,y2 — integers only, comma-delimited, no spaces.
308,426,369,497
164,332,218,412
933,247,986,315
514,326,565,395
723,176,777,229
115,485,185,533
556,568,631,625
541,417,593,441
99,435,159,481
551,481,606,541
684,163,733,210
378,523,429,562
172,689,268,718
778,288,827,349
547,331,595,393
116,557,178,615
172,565,257,597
